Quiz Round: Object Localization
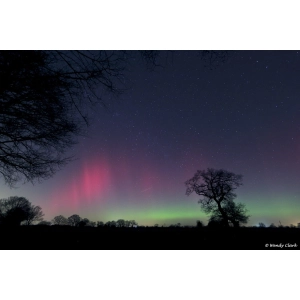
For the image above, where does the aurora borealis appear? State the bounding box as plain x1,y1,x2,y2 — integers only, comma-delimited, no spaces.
1,50,300,226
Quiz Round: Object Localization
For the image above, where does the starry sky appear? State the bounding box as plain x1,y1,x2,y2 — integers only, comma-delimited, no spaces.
1,50,300,226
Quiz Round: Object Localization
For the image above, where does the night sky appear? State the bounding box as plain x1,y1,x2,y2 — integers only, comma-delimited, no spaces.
1,50,300,226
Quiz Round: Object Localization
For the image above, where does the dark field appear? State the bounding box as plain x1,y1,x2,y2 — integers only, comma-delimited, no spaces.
1,226,300,250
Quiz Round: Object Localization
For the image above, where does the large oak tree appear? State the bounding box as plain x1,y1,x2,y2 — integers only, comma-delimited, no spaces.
185,168,248,227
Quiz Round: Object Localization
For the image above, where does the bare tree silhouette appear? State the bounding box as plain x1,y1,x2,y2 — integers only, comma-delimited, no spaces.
78,218,96,227
96,221,104,227
116,219,126,228
185,168,248,227
0,196,44,226
23,205,44,225
0,51,126,186
208,201,249,227
37,220,52,226
128,220,138,227
52,215,69,226
67,214,81,227
105,220,117,227
0,51,231,187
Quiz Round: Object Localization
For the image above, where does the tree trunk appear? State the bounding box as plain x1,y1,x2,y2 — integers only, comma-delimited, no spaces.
217,202,230,227
232,220,240,228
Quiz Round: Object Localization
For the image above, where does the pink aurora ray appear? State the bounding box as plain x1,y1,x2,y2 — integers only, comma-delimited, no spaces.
49,157,112,213
47,147,205,216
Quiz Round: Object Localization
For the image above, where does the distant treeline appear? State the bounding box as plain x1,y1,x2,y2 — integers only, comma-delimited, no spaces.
1,196,299,229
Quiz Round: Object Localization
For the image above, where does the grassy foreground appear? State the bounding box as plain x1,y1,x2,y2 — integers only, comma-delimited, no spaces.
1,226,300,250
